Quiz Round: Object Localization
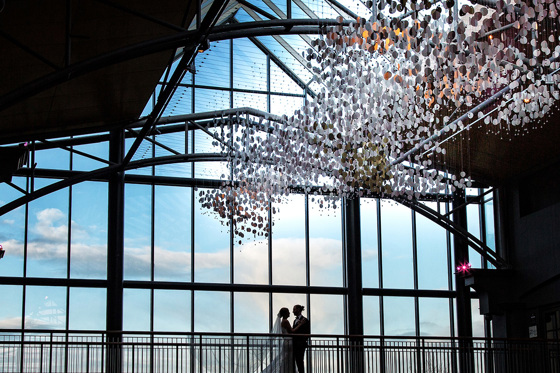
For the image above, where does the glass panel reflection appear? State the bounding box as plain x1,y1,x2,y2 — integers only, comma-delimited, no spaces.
154,186,191,282
234,292,269,333
419,298,451,336
416,202,449,290
154,289,190,332
271,195,305,286
0,285,23,329
123,288,150,331
309,196,342,287
26,180,69,279
194,188,230,283
69,287,106,330
70,181,108,279
361,198,379,288
25,286,67,329
383,297,415,336
194,291,230,332
363,296,380,335
310,294,344,334
381,201,413,289
124,184,152,281
0,178,26,276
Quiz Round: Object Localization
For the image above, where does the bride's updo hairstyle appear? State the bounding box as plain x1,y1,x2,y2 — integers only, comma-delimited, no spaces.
278,307,290,318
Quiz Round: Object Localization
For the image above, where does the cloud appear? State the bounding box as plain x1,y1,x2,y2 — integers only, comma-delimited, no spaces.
0,316,63,329
0,317,22,329
3,207,345,282
33,208,68,243
233,237,342,284
2,219,14,225
419,321,451,336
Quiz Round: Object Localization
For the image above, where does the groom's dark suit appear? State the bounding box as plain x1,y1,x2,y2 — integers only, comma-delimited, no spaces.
292,316,310,373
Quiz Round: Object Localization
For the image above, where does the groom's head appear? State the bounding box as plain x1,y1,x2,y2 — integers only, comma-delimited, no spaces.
293,304,304,317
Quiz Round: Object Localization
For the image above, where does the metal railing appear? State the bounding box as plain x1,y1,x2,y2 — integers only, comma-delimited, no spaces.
1,330,558,373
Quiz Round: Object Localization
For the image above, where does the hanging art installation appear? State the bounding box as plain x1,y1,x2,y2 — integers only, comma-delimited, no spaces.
199,0,560,241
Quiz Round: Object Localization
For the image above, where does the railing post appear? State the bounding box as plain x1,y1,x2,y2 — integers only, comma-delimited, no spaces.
49,332,53,373
246,335,250,373
199,335,202,373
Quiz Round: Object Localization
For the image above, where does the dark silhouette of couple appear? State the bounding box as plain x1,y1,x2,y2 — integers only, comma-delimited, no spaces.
275,304,310,373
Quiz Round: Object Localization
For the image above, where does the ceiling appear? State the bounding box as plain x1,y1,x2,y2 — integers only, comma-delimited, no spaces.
0,0,559,187
0,0,195,144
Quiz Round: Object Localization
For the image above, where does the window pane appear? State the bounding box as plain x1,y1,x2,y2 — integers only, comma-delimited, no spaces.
195,88,230,113
310,294,344,334
484,197,496,252
467,204,482,268
381,202,413,289
27,180,69,278
0,177,26,276
272,293,307,330
124,184,151,281
234,292,269,333
383,297,415,336
154,290,190,332
272,195,306,286
234,238,269,285
472,299,485,337
233,38,267,91
417,203,449,290
196,40,230,88
194,291,230,332
123,288,150,331
0,285,23,328
124,137,152,176
270,60,303,95
69,288,106,330
363,296,380,335
72,140,109,172
154,186,191,282
70,181,108,279
25,286,67,329
163,84,192,117
309,197,342,287
270,95,303,117
194,188,230,283
361,198,379,288
34,147,69,170
419,298,451,336
234,92,268,111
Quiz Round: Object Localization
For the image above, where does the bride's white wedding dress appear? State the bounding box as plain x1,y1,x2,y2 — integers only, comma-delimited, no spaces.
261,316,292,373
235,316,293,373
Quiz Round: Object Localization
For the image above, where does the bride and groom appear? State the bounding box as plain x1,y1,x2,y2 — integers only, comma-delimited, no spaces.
264,304,310,373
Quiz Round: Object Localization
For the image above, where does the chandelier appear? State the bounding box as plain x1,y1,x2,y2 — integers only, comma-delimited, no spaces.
200,0,560,241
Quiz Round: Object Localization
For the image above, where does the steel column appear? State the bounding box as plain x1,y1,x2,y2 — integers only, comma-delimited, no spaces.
106,129,125,373
344,197,364,372
452,190,474,373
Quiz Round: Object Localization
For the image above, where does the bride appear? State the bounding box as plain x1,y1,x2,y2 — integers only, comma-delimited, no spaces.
261,307,308,373
236,307,307,373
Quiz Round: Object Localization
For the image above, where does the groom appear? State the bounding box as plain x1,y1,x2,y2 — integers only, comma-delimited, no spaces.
292,304,310,373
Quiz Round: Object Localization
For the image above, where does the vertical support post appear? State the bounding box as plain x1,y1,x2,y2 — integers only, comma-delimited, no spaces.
287,0,292,19
344,197,364,373
107,129,125,373
452,190,474,373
